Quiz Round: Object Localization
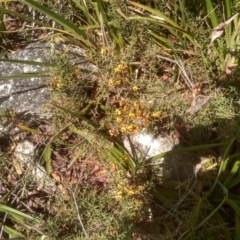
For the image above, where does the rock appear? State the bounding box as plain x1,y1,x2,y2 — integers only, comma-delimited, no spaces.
14,140,55,187
124,130,198,181
0,42,96,139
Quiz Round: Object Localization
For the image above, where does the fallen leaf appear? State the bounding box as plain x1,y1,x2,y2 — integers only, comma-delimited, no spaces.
52,172,61,182
12,157,24,175
37,179,44,191
208,13,239,54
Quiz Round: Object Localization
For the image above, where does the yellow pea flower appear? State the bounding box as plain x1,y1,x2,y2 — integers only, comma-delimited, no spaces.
108,79,114,86
128,112,135,118
151,111,161,118
127,124,139,133
132,85,139,91
116,117,123,123
114,64,127,73
56,82,63,88
115,79,122,85
120,125,127,132
115,109,122,115
100,47,107,55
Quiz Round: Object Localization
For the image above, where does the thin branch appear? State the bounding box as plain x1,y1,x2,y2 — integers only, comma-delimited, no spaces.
69,188,88,238
156,55,194,89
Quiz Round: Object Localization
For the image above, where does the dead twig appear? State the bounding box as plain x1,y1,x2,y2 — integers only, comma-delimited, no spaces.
188,95,211,116
69,187,88,238
156,55,194,89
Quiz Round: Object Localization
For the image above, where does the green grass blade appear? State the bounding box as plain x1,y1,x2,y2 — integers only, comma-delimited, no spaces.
43,142,51,175
0,6,7,41
0,58,56,67
96,0,123,47
150,189,174,209
0,71,50,80
129,1,180,28
19,0,84,36
218,138,236,178
224,0,231,19
208,138,235,195
110,145,135,171
226,176,240,189
223,193,240,204
224,156,240,187
221,138,235,169
18,0,95,48
236,213,240,239
226,198,240,216
2,225,24,238
214,211,232,240
69,126,95,143
102,146,127,171
16,123,49,136
0,6,50,28
0,204,39,222
196,196,227,230
68,143,88,169
128,1,196,46
204,0,218,27
51,103,98,128
210,194,240,206
114,142,136,171
193,198,202,227
71,0,98,26
224,0,232,48
150,185,184,210
146,142,227,164
149,31,174,49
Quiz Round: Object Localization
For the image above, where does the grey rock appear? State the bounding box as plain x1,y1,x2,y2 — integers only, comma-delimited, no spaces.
14,140,55,187
124,130,198,181
0,42,96,138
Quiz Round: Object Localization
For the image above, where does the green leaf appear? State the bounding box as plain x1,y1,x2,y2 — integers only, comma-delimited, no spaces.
0,58,56,67
0,71,50,80
0,204,39,222
146,142,227,164
149,31,174,49
0,6,50,28
226,198,240,216
208,138,235,195
193,198,202,227
96,0,123,47
196,196,227,230
214,211,232,240
16,123,48,136
19,0,83,36
18,0,95,48
224,156,240,187
226,176,240,189
150,187,175,209
71,0,98,26
68,143,88,169
109,145,133,171
236,213,240,240
204,0,218,28
43,142,51,175
51,103,98,128
2,225,24,238
128,1,197,46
